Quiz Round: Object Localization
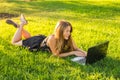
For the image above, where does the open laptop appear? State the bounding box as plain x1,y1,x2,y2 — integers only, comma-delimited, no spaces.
71,41,109,65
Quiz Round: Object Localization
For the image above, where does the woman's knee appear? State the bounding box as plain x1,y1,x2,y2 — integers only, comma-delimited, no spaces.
11,40,16,45
11,40,22,46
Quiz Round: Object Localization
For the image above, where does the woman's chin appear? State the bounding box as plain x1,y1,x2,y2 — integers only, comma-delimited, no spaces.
64,38,69,40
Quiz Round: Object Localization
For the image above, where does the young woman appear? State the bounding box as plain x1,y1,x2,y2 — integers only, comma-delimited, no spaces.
6,14,87,57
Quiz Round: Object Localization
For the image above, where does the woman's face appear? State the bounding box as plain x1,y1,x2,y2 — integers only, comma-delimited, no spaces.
63,26,71,40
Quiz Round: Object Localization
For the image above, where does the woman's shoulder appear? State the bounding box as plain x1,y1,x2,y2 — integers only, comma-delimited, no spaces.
46,34,56,46
48,35,56,41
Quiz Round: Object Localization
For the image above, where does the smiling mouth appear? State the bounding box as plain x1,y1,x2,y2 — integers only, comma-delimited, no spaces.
65,36,69,39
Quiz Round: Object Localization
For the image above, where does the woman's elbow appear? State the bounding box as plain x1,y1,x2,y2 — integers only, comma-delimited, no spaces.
52,53,61,57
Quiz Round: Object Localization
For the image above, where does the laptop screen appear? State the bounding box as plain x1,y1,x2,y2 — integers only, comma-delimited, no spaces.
86,41,109,64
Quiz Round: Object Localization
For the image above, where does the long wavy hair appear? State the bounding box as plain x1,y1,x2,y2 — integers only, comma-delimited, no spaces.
54,20,75,53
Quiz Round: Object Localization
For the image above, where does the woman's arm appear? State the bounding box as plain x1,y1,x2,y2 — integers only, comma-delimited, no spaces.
72,40,87,56
58,51,86,57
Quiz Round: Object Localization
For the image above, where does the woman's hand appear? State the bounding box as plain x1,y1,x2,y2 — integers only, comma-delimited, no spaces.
73,51,87,57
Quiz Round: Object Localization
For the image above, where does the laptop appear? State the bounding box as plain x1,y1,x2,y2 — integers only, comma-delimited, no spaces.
71,41,109,65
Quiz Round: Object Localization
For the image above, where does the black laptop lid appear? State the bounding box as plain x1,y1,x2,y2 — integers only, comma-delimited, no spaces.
86,41,109,64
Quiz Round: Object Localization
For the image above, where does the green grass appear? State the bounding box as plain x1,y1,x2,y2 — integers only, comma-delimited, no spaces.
0,0,120,80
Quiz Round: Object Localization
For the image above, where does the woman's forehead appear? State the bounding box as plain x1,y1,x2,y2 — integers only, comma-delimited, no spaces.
65,26,71,30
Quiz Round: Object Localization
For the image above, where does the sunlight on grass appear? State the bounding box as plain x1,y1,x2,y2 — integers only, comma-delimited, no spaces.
0,0,120,80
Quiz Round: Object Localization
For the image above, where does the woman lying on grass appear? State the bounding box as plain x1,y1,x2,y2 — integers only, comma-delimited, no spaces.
6,14,87,57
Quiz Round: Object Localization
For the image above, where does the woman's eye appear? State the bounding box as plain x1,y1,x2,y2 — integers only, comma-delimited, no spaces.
67,30,70,32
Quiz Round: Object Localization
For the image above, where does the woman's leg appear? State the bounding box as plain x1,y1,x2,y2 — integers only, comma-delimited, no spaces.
7,14,31,46
12,23,24,46
20,14,31,39
22,28,31,39
12,24,31,46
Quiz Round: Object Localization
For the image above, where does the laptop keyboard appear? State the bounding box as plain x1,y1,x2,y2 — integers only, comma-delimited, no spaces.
71,57,86,65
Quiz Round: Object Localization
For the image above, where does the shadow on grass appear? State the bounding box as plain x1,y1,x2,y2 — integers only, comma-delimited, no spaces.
0,37,120,79
5,1,120,20
66,56,120,79
0,37,49,79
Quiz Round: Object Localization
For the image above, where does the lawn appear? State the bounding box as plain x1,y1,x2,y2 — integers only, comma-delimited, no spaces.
0,0,120,80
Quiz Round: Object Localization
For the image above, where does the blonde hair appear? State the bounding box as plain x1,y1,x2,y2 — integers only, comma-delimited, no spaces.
54,20,75,53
